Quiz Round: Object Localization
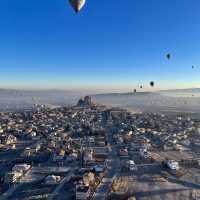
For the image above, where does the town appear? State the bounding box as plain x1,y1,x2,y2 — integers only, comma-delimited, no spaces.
1,96,200,200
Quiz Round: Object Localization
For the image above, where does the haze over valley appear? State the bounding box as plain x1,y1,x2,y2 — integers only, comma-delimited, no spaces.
0,88,200,114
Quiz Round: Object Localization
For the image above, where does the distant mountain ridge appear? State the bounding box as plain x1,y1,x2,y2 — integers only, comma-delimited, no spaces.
159,88,200,93
92,92,159,96
0,88,199,94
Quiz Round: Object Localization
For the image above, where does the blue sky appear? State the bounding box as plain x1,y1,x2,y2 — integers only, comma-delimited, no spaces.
0,0,200,91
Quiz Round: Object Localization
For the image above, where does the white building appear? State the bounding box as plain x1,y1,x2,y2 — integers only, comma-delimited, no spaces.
166,160,179,170
12,164,31,173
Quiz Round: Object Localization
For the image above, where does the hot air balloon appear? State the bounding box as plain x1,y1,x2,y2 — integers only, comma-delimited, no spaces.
150,81,154,87
69,0,86,13
166,53,171,60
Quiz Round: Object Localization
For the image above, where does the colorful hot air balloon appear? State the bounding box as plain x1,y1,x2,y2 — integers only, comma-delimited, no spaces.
69,0,86,13
166,53,171,60
150,81,154,87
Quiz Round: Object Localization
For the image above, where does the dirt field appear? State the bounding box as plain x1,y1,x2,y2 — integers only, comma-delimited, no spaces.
111,164,200,200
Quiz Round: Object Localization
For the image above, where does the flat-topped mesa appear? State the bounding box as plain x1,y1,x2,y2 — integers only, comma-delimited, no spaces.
77,96,93,107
